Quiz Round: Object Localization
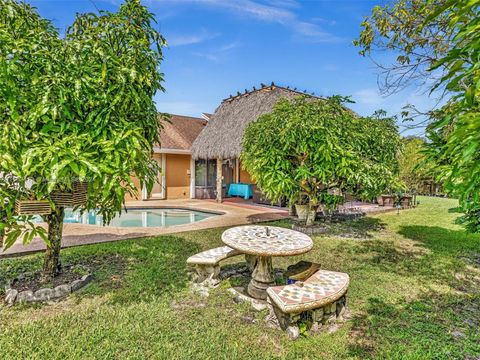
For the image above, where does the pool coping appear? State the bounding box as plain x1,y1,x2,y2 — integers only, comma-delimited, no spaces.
59,206,227,229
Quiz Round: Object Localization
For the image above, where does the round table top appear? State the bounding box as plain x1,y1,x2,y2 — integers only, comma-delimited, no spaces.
221,225,313,257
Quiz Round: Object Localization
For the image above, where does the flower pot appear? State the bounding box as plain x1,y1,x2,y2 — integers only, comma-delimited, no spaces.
295,204,318,224
380,195,395,207
376,196,384,206
305,205,319,226
295,204,309,221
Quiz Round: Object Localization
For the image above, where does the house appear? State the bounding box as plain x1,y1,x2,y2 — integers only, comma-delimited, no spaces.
132,83,319,202
127,113,209,200
191,83,321,202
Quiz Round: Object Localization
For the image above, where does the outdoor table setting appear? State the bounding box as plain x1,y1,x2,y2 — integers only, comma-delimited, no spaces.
227,183,254,200
222,225,313,300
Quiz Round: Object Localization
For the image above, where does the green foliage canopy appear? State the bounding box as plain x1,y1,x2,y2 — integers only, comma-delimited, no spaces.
398,137,441,193
355,0,480,232
241,96,402,207
424,0,480,231
0,0,166,248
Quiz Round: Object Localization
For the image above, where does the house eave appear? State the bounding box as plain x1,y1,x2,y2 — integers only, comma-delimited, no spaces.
153,147,191,155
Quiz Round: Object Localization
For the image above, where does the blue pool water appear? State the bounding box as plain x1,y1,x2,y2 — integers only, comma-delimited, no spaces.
59,208,218,228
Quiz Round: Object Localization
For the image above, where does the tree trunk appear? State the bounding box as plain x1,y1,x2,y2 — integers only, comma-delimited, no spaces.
42,206,64,281
0,214,6,250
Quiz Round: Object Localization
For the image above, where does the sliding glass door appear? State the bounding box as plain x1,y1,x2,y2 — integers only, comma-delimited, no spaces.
194,159,216,199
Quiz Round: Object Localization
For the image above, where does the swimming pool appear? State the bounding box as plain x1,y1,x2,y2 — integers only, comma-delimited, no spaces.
60,208,218,228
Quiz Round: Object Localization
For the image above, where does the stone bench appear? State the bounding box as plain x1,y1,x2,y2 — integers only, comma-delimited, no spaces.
187,246,243,286
266,269,350,339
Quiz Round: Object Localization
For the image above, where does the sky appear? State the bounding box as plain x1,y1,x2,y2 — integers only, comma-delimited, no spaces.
27,0,439,136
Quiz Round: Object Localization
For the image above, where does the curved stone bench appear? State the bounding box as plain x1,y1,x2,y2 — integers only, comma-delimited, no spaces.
266,269,349,339
187,246,243,286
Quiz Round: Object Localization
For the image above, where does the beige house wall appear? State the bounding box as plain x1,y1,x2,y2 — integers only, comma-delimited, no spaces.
125,153,191,201
165,154,191,199
124,176,142,201
239,161,253,184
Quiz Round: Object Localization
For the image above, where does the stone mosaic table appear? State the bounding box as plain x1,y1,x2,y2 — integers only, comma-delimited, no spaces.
222,225,313,300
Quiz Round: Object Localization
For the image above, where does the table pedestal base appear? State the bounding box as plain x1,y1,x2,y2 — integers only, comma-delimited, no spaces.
247,256,275,300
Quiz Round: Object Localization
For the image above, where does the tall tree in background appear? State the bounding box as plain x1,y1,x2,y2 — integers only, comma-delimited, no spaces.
0,0,166,279
398,137,441,194
354,0,454,96
356,0,480,231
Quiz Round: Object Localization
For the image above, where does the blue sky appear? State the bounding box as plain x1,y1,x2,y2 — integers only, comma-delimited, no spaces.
28,0,438,136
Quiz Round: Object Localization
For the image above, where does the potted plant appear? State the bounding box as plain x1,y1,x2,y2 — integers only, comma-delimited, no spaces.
293,192,310,221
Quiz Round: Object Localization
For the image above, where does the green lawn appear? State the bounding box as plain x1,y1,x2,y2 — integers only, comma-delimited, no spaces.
1,196,479,359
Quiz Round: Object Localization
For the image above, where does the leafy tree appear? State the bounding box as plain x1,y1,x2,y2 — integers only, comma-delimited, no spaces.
241,96,402,226
424,0,480,232
355,0,480,232
398,136,440,193
0,0,166,279
353,0,455,96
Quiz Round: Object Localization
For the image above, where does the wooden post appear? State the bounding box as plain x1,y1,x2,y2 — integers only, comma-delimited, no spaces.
216,158,223,202
235,158,240,183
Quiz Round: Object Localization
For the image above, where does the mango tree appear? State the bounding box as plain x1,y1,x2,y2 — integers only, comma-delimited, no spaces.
241,96,402,226
0,0,166,280
356,0,480,232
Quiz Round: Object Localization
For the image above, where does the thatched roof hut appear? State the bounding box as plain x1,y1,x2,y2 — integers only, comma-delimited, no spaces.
191,83,322,160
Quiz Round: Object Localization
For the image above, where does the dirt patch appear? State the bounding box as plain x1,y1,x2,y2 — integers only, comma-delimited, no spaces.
7,254,128,293
293,217,386,240
9,265,89,293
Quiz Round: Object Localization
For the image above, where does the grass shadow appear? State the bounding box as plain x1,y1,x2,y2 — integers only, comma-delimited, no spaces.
0,234,203,306
320,217,386,240
397,225,480,255
347,288,480,359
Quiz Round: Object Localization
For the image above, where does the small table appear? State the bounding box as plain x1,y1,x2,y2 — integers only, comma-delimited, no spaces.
222,225,313,300
227,183,253,200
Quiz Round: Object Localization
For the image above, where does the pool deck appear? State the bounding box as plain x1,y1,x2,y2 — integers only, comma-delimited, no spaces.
1,199,289,257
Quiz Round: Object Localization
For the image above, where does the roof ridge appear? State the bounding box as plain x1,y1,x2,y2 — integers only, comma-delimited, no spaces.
161,113,207,122
222,82,323,103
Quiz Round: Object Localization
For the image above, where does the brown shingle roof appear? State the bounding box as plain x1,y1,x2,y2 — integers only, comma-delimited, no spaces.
160,114,207,151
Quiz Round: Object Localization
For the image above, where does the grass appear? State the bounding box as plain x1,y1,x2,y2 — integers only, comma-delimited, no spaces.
0,196,479,359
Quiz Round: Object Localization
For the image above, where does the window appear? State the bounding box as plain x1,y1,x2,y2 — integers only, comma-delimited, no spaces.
207,160,216,187
195,159,206,187
195,159,217,187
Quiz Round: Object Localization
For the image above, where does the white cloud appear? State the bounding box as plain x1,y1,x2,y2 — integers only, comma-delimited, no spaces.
264,0,300,9
293,21,339,42
193,41,241,62
310,17,337,26
353,88,387,105
167,28,219,46
151,0,340,42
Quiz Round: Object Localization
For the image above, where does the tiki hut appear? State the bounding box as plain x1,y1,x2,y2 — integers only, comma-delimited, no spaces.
191,83,322,202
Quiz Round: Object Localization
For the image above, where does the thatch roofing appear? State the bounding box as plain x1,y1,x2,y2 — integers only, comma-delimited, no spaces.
160,114,207,150
191,83,322,160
